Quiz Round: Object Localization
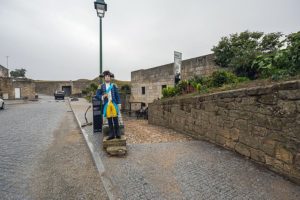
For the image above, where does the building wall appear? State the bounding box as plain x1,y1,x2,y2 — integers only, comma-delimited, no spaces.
0,65,9,78
35,80,90,96
0,77,35,100
131,63,175,110
181,54,219,80
72,80,91,95
130,53,220,108
149,80,300,184
12,79,36,100
0,77,13,99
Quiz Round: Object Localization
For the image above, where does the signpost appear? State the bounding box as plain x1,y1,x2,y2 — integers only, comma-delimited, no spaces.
174,51,182,84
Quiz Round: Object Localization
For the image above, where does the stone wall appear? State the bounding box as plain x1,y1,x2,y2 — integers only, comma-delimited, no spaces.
131,63,175,109
35,80,90,96
0,77,36,100
130,53,220,109
181,54,220,80
149,80,300,184
0,77,13,99
72,80,91,95
0,65,9,78
12,78,36,100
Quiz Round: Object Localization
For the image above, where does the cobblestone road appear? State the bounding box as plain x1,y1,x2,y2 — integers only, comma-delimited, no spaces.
0,96,108,200
0,97,66,199
71,98,300,200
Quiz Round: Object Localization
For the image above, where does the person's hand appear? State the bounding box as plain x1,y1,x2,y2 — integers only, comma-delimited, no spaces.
103,94,108,98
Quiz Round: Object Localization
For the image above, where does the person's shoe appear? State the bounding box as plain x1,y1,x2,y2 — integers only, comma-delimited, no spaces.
116,136,121,139
107,136,115,140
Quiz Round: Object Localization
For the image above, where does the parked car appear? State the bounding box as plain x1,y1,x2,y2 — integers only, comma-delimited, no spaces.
54,90,65,100
0,98,4,110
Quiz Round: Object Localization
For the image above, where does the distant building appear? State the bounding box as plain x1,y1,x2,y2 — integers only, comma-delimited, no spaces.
0,65,9,77
0,77,36,100
130,53,219,110
131,63,175,111
34,80,91,97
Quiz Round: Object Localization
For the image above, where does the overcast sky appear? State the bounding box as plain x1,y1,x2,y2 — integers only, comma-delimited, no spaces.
0,0,299,81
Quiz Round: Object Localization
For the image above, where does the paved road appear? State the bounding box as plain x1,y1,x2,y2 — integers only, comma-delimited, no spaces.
71,98,300,200
0,96,108,200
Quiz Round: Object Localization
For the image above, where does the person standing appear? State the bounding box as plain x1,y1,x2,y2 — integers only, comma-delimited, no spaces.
96,70,121,140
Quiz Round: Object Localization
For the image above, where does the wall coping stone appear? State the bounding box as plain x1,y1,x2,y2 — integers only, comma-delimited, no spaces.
152,80,300,105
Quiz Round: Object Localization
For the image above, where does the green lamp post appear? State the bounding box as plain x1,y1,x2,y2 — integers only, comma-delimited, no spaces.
94,0,107,76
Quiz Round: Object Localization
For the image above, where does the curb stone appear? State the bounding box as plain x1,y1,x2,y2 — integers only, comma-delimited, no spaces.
68,99,116,200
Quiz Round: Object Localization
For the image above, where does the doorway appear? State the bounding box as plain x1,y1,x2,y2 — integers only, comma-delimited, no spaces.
15,88,21,99
62,86,72,96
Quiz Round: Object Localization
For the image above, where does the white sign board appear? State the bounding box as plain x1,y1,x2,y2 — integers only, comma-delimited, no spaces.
174,51,182,75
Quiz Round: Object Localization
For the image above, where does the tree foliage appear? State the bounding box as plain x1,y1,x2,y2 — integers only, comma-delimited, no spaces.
212,31,300,79
10,68,26,78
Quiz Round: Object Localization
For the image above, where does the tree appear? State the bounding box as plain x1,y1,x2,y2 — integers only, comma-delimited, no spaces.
10,68,27,78
212,31,284,79
285,31,300,71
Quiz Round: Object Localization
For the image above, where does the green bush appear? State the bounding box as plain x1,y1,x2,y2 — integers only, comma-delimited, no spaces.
236,76,250,82
211,70,238,87
176,80,188,93
162,87,178,98
195,83,202,93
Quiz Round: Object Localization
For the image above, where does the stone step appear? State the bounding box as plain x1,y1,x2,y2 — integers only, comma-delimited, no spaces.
103,136,127,149
106,146,127,156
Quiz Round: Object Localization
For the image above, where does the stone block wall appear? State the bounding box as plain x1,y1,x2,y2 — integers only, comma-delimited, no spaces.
35,81,72,95
35,80,90,96
181,54,220,80
130,53,220,108
149,80,300,184
0,65,9,78
0,77,13,99
0,77,35,100
12,79,36,100
131,64,175,108
72,80,91,95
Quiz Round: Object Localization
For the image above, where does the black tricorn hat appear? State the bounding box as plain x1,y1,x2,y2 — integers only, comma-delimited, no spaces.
99,70,114,78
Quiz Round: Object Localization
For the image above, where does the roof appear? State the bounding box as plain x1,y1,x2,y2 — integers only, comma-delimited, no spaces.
0,65,8,71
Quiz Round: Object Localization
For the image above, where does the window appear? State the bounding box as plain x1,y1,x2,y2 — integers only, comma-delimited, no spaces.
142,87,145,95
162,85,167,90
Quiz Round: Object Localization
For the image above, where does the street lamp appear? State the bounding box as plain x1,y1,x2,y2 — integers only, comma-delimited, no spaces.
94,0,107,76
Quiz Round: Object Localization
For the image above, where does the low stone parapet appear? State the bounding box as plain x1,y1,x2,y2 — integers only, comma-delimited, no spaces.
149,80,300,184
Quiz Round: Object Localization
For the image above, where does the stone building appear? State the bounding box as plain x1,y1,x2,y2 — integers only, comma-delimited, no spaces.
130,53,219,110
0,77,36,100
131,63,175,110
35,80,91,96
0,65,9,77
181,54,219,80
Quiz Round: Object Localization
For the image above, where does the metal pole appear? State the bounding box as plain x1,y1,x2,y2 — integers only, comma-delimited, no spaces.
6,56,9,69
99,17,103,75
6,56,9,77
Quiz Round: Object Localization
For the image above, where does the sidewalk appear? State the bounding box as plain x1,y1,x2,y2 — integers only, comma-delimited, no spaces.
70,98,300,200
4,99,29,105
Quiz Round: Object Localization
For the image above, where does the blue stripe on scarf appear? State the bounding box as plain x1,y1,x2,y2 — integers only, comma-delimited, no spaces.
103,83,119,118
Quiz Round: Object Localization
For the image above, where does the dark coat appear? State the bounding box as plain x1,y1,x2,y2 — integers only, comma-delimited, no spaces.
96,83,121,105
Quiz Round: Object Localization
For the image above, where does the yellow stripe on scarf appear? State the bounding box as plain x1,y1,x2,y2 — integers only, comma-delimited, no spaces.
106,101,118,118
